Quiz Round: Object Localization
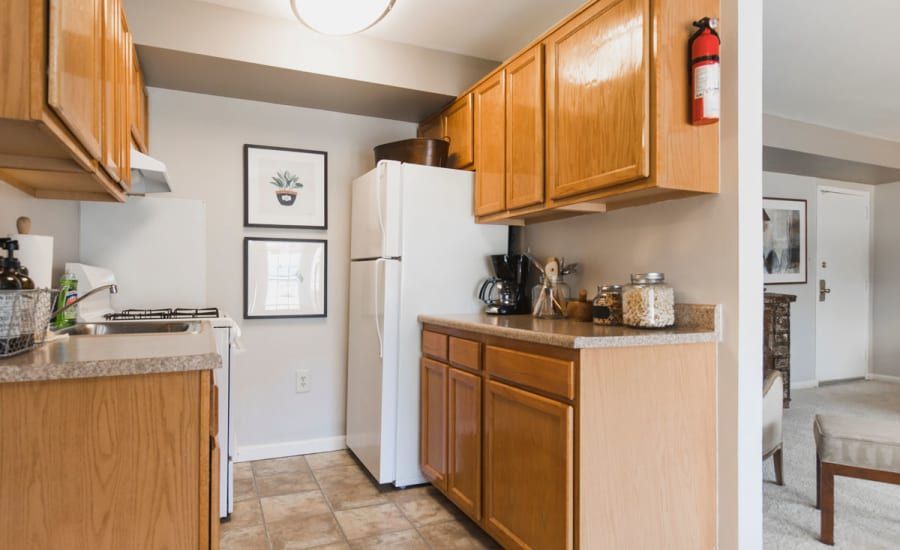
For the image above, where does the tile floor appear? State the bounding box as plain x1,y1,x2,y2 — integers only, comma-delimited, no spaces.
223,450,499,549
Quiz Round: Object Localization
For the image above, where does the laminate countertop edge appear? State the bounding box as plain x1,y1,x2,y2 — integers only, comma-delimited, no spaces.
0,321,222,384
419,304,722,349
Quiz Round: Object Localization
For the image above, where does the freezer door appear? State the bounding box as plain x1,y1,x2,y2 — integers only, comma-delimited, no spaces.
346,258,401,483
350,161,402,260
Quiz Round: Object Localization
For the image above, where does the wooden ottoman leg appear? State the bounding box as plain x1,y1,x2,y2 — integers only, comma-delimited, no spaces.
816,453,821,509
820,462,834,546
774,447,784,486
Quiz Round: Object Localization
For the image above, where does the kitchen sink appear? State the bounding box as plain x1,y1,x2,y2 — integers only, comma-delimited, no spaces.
55,322,200,336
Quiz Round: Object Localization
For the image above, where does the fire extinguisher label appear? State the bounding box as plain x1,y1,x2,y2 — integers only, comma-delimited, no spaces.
694,64,720,119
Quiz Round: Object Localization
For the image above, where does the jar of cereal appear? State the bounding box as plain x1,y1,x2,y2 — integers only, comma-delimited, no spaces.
622,273,675,328
592,285,623,326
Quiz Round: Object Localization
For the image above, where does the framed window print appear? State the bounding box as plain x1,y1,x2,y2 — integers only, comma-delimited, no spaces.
763,198,807,285
244,237,327,319
244,144,327,229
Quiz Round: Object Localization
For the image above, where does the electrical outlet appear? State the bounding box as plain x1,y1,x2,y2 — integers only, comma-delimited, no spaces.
296,369,310,393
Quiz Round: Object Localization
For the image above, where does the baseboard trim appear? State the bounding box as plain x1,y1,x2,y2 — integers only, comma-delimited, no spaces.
867,374,900,384
235,436,346,462
791,379,819,389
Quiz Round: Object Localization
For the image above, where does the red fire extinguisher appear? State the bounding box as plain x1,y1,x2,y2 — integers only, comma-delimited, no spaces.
690,17,720,125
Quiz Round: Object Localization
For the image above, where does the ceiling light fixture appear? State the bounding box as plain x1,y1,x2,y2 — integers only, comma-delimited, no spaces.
290,0,396,36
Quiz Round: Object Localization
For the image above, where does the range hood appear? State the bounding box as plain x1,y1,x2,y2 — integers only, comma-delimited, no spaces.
129,148,172,194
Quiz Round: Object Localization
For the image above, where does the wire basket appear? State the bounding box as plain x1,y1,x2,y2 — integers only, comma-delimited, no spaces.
0,289,56,358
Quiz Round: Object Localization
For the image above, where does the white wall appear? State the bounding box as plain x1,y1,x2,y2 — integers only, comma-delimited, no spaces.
147,88,416,459
524,0,764,545
874,181,900,379
0,184,80,283
762,173,874,386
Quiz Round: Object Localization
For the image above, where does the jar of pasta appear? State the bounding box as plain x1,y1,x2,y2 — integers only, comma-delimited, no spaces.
622,273,675,328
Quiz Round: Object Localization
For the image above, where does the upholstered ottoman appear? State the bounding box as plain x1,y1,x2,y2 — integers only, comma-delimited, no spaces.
814,414,900,545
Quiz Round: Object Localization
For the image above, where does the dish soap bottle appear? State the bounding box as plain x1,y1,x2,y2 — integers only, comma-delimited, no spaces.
1,239,34,289
54,273,78,329
0,239,23,290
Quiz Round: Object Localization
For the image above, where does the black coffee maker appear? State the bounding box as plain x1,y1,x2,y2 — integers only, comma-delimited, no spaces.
478,254,530,315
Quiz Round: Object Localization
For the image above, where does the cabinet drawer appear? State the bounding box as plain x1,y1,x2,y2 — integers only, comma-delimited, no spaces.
422,331,449,361
485,346,575,400
449,337,481,371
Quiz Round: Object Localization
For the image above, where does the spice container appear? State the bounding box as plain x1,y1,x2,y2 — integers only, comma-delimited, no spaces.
592,285,623,326
622,273,675,328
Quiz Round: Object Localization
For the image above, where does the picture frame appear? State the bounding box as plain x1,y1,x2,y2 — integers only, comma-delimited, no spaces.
244,237,327,319
763,197,808,285
244,144,328,229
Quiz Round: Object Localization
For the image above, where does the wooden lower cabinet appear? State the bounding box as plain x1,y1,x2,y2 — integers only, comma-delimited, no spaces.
420,325,717,549
420,358,448,490
447,368,482,520
0,370,219,549
484,380,573,549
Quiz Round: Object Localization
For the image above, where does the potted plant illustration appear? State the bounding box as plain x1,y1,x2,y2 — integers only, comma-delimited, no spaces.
269,170,304,206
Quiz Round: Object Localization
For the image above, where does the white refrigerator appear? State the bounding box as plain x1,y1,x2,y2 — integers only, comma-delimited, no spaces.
346,161,507,487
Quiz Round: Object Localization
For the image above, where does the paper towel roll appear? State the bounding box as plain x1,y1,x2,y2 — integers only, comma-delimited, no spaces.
9,234,53,289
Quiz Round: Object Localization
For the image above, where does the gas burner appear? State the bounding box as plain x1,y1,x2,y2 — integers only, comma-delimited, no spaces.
104,307,220,321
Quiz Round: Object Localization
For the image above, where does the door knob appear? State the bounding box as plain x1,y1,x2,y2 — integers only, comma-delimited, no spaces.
819,279,832,302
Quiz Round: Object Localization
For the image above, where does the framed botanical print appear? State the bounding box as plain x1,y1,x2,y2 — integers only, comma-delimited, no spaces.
244,144,327,229
763,198,807,285
244,237,327,319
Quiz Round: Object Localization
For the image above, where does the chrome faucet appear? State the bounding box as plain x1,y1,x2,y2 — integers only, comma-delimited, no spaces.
50,284,119,319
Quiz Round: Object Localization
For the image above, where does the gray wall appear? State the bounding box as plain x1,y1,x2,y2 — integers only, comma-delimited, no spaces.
874,181,900,378
762,173,874,385
147,88,416,458
0,185,81,283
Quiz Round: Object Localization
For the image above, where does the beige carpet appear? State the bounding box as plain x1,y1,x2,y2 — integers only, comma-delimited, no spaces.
764,380,900,549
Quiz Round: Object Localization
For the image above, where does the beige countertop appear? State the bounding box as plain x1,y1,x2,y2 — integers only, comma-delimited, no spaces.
0,321,221,384
419,304,721,349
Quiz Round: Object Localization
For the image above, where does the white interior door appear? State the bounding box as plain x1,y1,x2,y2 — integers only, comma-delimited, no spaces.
816,187,870,382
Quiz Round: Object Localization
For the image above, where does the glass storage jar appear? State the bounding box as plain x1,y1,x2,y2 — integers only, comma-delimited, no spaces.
592,285,623,326
622,273,675,328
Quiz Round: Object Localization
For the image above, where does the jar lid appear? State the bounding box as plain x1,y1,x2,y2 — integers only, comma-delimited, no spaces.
630,272,665,284
599,284,622,292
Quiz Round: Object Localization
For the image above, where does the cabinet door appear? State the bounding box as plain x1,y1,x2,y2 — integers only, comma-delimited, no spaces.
545,0,650,200
129,43,148,153
447,368,482,520
417,113,443,140
442,94,474,170
473,72,506,216
420,358,448,490
117,12,131,188
506,45,544,210
100,0,121,182
484,380,573,550
48,0,103,161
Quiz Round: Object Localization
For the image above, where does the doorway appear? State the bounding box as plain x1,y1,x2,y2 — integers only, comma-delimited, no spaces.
815,186,871,382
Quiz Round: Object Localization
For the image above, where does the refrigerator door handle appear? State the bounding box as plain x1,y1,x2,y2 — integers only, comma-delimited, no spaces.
374,258,384,358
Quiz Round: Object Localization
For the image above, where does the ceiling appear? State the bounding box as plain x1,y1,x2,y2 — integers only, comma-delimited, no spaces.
764,0,900,142
195,0,584,61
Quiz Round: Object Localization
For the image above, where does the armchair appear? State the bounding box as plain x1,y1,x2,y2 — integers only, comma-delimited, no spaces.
763,369,784,485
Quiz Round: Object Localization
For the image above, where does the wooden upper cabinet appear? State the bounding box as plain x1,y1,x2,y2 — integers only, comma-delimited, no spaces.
420,358,448,490
100,0,121,182
473,72,506,216
545,0,650,200
447,368,482,520
442,94,474,170
484,380,573,550
47,0,104,161
506,44,545,210
130,43,149,154
118,15,132,188
417,113,443,140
